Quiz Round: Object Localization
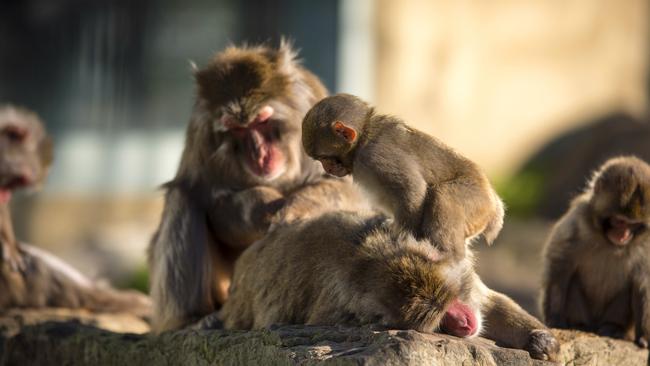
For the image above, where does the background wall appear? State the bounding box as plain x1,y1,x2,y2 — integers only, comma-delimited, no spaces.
1,0,649,314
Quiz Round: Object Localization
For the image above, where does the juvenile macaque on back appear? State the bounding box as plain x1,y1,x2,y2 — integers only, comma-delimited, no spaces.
302,94,504,260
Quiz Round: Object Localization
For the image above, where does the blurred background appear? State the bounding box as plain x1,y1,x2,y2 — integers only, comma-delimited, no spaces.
1,0,649,316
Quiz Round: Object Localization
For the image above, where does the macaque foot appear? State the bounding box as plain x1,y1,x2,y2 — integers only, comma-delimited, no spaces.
635,336,648,348
524,329,560,361
193,312,224,330
597,323,626,339
2,243,25,272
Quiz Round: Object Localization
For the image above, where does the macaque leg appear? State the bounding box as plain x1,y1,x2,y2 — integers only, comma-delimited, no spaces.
564,276,594,331
479,281,559,361
597,287,631,339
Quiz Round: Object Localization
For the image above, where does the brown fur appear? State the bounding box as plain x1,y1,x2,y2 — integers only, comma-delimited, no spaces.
217,211,559,361
0,105,151,318
541,156,650,347
148,43,367,333
302,94,504,261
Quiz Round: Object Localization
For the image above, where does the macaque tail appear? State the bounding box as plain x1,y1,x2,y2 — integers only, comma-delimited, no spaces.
482,194,505,245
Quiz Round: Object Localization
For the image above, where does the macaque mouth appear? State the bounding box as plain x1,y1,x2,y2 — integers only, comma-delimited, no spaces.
0,174,32,204
221,106,285,180
0,189,10,204
441,299,478,338
318,157,350,177
603,216,647,246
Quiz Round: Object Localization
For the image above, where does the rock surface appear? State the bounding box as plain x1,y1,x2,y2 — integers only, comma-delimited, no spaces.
0,312,648,366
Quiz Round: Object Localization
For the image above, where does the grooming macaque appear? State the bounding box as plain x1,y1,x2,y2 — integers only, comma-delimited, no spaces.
302,94,504,261
148,43,367,332
0,105,151,317
542,156,650,348
218,211,559,361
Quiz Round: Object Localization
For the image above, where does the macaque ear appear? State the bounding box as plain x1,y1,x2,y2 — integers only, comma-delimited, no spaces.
332,121,357,143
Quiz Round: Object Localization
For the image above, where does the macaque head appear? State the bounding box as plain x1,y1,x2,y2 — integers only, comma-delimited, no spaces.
188,41,327,185
0,105,53,204
302,94,372,177
589,156,650,247
441,299,479,338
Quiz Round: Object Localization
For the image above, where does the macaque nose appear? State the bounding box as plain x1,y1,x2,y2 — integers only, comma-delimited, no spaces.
255,105,274,123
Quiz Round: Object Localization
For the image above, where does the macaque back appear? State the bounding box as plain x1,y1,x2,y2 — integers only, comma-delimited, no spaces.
302,94,504,261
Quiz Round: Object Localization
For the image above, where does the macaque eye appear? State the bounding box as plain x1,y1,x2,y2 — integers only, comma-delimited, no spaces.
3,125,27,142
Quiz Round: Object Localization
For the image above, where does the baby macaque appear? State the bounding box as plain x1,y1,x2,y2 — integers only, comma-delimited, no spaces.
302,94,504,260
0,105,150,318
541,156,650,347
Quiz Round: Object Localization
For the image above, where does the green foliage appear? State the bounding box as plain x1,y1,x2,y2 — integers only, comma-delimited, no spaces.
495,166,546,218
120,264,149,293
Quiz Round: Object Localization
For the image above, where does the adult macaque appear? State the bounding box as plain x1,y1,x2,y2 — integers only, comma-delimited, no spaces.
542,156,650,348
302,94,504,261
0,105,150,317
217,211,559,361
148,43,366,332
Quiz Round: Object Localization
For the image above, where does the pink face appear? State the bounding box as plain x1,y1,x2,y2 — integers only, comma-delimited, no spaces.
0,123,38,204
220,105,286,180
441,299,478,338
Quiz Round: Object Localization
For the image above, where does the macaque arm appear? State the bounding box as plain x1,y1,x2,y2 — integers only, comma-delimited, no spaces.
149,188,215,332
477,279,559,361
541,236,578,328
419,186,467,259
632,264,650,347
208,186,284,248
274,176,365,224
355,146,427,232
0,207,23,272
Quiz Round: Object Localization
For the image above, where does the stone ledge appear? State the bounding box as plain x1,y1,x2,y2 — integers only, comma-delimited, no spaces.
0,314,648,366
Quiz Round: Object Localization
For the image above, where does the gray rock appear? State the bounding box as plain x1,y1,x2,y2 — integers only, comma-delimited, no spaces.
0,316,648,366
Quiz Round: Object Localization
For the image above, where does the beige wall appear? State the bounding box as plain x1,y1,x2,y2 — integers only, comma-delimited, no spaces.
375,0,649,177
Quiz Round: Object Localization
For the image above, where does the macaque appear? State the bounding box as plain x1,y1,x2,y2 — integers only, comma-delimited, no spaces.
217,211,559,361
542,156,650,348
0,105,151,318
302,94,504,261
148,42,367,332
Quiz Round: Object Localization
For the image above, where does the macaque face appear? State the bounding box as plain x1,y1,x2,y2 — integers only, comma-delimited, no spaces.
219,104,287,181
0,106,52,204
441,299,479,338
591,158,650,247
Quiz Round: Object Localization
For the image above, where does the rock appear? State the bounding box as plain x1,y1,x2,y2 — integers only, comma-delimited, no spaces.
0,308,150,337
0,320,647,366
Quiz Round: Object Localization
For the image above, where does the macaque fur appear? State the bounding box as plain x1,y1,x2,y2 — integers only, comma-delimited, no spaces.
0,105,150,317
301,94,504,261
219,211,559,361
218,94,557,361
148,43,367,332
542,156,650,348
